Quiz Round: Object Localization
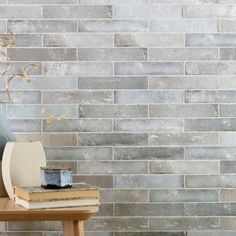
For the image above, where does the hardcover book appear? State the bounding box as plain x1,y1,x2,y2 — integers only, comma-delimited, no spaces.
14,183,100,202
14,196,100,209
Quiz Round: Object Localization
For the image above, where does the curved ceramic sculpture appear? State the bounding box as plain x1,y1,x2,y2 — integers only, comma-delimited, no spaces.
2,142,46,199
0,105,15,159
0,105,16,197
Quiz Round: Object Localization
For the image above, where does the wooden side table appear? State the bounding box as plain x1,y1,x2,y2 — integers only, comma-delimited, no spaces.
0,198,98,236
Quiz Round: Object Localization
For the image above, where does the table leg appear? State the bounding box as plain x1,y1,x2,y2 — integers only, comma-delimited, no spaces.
62,221,74,236
62,221,84,236
73,221,84,236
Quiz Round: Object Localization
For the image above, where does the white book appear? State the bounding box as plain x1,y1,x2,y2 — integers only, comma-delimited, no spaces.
14,195,99,209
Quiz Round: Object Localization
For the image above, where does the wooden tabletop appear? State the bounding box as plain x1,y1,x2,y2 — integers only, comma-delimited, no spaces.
0,198,99,221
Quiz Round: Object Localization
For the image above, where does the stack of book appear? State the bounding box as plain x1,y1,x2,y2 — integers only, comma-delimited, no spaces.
13,183,100,209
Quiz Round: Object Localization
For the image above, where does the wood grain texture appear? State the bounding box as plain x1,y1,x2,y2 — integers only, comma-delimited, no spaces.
63,221,84,236
0,198,98,221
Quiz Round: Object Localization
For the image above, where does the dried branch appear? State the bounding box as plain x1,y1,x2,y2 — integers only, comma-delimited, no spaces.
46,115,66,124
1,64,37,103
0,33,67,131
0,33,15,48
0,51,12,82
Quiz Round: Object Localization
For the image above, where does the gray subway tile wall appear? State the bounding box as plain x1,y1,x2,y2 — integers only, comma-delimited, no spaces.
3,0,236,235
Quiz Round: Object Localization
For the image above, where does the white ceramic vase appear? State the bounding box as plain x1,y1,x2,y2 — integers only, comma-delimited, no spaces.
2,142,46,199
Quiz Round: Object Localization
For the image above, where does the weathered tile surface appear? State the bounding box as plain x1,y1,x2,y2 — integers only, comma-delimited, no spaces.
185,5,236,18
115,33,184,47
114,147,184,160
78,76,148,89
115,203,184,216
220,20,236,32
114,233,184,236
114,5,182,18
5,0,236,235
185,147,236,160
186,33,236,47
9,119,41,132
0,76,78,90
150,161,219,174
44,33,113,48
78,20,148,32
186,175,236,188
45,147,113,161
43,62,113,76
78,48,147,61
115,90,184,104
220,161,236,174
43,91,113,104
149,217,219,230
43,0,77,3
149,76,218,89
185,203,236,216
43,119,113,132
149,132,218,146
115,62,184,75
0,62,42,75
221,104,236,117
220,48,236,60
73,175,113,188
8,221,60,231
220,217,236,230
221,189,236,202
186,90,236,103
115,119,183,132
220,133,236,145
7,34,42,47
95,204,113,217
150,19,218,32
0,91,41,104
78,105,148,118
150,104,218,117
77,161,148,174
101,189,148,203
185,118,236,131
47,160,77,173
150,189,219,202
80,0,148,3
187,231,236,236
8,20,77,33
9,0,42,3
114,175,183,188
8,48,77,61
0,6,41,19
78,133,148,146
85,218,148,231
0,233,41,236
219,77,236,89
7,104,77,119
43,5,112,18
186,62,236,75
149,48,218,61
42,133,77,147
0,21,6,33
